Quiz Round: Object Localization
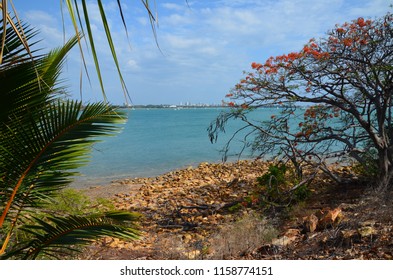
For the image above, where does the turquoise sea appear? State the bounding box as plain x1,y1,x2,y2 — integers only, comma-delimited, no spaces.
73,107,276,187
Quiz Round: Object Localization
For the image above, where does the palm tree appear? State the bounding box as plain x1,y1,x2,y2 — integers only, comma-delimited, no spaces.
0,19,139,259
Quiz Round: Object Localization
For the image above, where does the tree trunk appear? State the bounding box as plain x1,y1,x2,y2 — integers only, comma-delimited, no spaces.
378,148,393,192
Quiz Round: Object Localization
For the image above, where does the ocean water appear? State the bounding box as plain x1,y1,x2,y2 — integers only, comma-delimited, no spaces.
73,107,276,187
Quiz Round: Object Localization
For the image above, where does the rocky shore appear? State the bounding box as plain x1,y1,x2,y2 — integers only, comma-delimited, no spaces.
80,160,393,260
81,160,273,259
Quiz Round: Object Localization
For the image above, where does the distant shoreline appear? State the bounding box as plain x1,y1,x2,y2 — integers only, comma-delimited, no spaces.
117,104,226,109
116,104,291,109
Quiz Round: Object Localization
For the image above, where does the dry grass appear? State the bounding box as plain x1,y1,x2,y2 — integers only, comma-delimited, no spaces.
207,211,278,259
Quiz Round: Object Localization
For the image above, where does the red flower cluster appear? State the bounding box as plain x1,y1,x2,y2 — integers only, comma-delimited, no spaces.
251,62,262,70
302,39,330,60
232,15,390,105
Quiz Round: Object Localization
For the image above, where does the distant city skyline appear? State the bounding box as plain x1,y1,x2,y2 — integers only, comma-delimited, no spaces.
13,0,391,105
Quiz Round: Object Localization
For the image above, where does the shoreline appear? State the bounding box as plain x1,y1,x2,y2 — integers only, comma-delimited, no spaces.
72,156,253,188
80,159,268,200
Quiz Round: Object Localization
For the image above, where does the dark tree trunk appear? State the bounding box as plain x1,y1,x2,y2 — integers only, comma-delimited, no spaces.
378,148,393,191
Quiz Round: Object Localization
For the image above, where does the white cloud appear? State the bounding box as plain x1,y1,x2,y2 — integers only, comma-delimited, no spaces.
126,59,140,71
163,13,194,26
163,34,206,49
346,0,390,18
161,3,186,11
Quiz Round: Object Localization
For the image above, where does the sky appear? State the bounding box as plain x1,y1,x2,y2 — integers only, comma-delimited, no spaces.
12,0,391,105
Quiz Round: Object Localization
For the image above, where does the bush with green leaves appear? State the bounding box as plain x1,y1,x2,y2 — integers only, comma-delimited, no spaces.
256,163,311,209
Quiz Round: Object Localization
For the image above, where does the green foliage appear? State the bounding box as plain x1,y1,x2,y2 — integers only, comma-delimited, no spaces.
45,188,116,215
4,211,140,260
257,163,287,200
0,20,139,259
228,203,243,213
292,184,311,202
255,163,311,210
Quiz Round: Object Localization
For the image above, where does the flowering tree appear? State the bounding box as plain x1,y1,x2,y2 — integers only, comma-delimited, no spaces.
209,13,393,190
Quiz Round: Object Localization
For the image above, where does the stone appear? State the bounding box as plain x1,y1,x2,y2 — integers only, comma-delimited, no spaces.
186,250,201,259
303,214,319,233
271,235,296,246
317,208,342,230
182,234,193,243
284,228,301,238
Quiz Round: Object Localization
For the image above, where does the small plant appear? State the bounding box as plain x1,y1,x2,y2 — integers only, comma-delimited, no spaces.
293,184,311,202
228,203,243,213
257,163,288,203
256,163,311,210
257,163,287,187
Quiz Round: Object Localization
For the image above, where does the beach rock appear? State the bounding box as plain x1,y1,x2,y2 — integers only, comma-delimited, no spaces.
271,236,295,246
317,208,343,229
285,228,301,238
270,228,300,247
303,208,343,233
185,250,200,260
303,214,319,233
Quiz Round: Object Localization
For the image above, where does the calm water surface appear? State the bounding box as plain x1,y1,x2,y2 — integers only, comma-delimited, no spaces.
73,108,276,187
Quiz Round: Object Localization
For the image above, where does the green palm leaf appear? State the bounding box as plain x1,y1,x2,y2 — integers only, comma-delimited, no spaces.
0,19,37,67
0,101,126,221
1,0,168,102
3,211,140,260
0,20,44,122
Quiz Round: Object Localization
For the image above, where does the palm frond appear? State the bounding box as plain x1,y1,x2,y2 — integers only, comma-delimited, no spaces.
0,32,78,124
0,1,34,65
0,18,38,67
0,4,139,259
0,101,126,222
78,0,107,101
0,32,126,228
3,211,140,259
97,0,130,102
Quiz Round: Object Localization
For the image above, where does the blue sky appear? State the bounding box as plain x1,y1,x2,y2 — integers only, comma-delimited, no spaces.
12,0,391,105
